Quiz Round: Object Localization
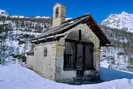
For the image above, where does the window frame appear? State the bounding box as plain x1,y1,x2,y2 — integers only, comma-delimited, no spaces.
64,42,76,70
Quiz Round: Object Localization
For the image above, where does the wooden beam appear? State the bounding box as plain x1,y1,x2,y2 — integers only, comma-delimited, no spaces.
65,39,93,45
79,30,82,41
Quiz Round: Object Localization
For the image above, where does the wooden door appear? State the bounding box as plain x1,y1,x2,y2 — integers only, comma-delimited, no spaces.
84,43,94,70
76,43,94,78
76,43,84,77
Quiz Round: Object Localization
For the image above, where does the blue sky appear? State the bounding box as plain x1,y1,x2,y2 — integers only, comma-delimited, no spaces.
0,0,133,23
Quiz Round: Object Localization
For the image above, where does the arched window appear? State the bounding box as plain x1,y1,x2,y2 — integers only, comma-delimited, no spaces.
55,7,59,18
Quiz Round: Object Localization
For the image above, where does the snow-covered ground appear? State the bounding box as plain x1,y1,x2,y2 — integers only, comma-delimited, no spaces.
100,67,133,81
0,64,133,89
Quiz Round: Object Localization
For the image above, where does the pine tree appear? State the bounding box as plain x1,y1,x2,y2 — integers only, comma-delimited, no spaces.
0,24,10,64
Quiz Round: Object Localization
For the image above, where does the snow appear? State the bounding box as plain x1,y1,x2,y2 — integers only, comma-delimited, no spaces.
10,15,29,18
102,11,133,33
0,9,9,16
100,67,133,81
34,16,50,19
100,47,129,70
100,60,110,68
0,15,49,61
65,17,72,20
0,64,133,89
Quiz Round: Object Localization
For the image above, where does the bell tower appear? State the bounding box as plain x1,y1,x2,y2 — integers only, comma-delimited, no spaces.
52,3,65,27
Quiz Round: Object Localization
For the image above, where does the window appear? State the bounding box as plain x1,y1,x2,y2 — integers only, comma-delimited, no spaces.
44,47,47,56
55,7,59,18
64,42,76,70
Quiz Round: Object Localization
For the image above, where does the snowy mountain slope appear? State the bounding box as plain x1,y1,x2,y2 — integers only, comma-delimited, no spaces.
100,12,133,71
0,64,133,89
100,25,133,71
0,16,51,62
101,12,133,33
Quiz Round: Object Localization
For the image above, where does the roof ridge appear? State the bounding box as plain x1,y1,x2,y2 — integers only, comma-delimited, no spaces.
62,14,90,24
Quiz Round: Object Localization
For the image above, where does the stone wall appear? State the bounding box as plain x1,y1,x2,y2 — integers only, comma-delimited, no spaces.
27,41,57,80
54,41,77,81
67,23,100,71
55,23,101,81
26,55,34,68
26,23,101,81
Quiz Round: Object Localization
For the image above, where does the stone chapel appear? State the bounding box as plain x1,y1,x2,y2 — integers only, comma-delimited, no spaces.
26,3,110,82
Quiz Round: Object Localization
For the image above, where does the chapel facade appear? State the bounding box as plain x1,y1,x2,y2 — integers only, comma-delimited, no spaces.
26,3,110,82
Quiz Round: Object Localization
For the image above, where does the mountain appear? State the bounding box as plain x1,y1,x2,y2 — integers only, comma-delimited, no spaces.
100,12,133,71
100,25,133,70
0,9,71,63
0,15,51,63
101,12,133,33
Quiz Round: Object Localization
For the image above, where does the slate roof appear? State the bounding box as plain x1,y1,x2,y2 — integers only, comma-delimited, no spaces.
32,14,110,46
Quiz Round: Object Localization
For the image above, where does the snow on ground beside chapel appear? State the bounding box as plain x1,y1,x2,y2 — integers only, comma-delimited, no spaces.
0,64,133,89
